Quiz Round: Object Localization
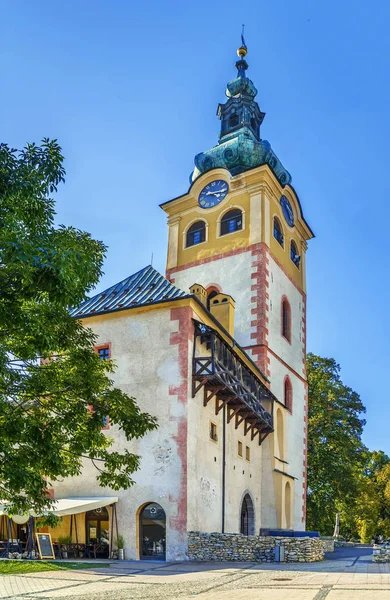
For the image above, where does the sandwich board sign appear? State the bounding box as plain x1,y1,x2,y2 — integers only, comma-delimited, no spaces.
36,533,55,559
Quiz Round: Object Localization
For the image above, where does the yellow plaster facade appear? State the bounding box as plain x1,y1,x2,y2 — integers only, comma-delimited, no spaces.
162,165,313,292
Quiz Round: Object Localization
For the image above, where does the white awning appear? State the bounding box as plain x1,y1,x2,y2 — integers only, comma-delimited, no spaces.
0,496,118,518
48,496,118,516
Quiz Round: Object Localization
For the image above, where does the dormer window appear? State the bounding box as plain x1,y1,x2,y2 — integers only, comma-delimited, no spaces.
220,209,242,236
290,240,300,269
273,217,284,247
186,221,206,247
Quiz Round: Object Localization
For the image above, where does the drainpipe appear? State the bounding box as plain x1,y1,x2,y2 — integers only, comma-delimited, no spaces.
222,404,226,533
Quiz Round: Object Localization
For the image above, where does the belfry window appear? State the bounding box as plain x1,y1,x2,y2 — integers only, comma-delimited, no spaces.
290,240,300,269
186,221,206,247
229,113,239,128
273,217,284,247
220,209,242,236
281,298,291,342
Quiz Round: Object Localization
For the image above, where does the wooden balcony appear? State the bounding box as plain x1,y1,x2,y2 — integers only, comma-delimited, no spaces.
192,320,274,444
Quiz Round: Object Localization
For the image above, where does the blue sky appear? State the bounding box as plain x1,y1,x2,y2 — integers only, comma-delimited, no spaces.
2,1,389,453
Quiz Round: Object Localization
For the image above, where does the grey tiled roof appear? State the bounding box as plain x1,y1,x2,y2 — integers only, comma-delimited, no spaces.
71,265,187,318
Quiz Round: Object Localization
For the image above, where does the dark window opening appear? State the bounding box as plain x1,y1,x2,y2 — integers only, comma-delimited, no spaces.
220,209,243,236
284,378,292,412
186,221,206,247
273,218,284,247
229,113,239,128
282,299,291,342
290,240,300,269
210,422,218,442
250,117,257,132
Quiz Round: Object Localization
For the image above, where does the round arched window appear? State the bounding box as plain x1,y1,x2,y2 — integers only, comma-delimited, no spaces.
220,209,242,236
290,240,300,269
186,221,206,247
273,217,284,247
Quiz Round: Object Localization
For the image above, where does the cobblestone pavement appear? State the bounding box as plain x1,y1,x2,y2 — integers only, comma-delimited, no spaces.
1,553,390,599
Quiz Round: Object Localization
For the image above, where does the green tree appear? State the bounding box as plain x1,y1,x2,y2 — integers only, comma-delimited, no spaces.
355,451,390,542
306,353,367,536
0,140,157,515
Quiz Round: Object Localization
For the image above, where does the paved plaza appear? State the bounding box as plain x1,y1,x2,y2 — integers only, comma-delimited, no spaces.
1,548,390,599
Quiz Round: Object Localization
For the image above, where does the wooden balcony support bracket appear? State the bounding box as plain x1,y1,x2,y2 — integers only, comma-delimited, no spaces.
215,396,230,415
227,405,242,424
203,385,225,408
251,427,260,441
244,419,257,437
192,376,208,398
235,411,251,430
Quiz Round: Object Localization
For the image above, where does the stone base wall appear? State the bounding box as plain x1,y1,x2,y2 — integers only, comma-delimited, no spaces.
320,537,335,552
188,532,324,562
373,545,390,562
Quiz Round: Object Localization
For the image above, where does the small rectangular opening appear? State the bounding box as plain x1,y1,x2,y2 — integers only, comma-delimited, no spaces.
210,422,218,442
238,441,243,457
246,446,250,462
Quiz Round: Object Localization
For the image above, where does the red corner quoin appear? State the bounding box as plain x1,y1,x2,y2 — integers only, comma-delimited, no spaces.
168,307,193,540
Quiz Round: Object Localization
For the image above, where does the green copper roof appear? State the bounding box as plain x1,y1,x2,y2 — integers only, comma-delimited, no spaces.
191,42,291,187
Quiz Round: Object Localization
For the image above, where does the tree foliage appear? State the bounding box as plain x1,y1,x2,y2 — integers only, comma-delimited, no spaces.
306,353,367,535
0,140,157,514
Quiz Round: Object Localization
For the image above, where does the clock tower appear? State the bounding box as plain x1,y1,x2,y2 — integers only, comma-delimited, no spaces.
161,40,314,530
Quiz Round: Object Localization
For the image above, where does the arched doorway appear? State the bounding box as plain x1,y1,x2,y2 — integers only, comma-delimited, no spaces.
240,493,255,536
139,503,166,560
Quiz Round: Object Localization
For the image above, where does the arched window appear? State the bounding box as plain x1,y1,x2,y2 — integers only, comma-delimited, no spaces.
240,493,255,536
139,503,166,560
276,408,284,460
273,217,284,247
281,298,291,342
229,113,239,128
284,377,292,412
290,240,300,269
220,209,243,236
186,221,206,247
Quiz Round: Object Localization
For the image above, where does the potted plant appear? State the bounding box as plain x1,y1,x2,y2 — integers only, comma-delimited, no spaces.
58,535,72,559
116,534,125,560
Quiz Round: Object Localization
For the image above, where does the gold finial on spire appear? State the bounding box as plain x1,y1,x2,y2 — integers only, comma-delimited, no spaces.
237,24,247,57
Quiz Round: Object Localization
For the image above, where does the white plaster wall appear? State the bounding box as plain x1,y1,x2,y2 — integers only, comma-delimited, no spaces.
52,309,190,560
172,251,255,348
266,254,306,530
267,255,305,377
187,385,264,535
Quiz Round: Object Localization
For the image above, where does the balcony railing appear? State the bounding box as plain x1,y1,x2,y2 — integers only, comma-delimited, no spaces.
192,320,274,442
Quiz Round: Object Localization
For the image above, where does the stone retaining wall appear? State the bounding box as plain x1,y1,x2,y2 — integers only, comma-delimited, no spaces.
320,537,335,552
188,532,324,562
373,545,390,562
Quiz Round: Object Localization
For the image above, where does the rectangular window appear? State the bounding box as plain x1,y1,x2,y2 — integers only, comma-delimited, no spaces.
238,440,243,457
246,446,250,462
97,346,110,360
210,422,218,442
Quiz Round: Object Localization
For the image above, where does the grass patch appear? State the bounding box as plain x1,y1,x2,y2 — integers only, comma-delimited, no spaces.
0,560,110,575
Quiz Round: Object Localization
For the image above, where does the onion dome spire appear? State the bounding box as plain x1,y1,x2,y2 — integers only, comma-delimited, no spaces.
191,29,292,188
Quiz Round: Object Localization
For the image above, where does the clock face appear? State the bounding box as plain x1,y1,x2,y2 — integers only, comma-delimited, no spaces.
198,180,229,208
280,195,294,227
